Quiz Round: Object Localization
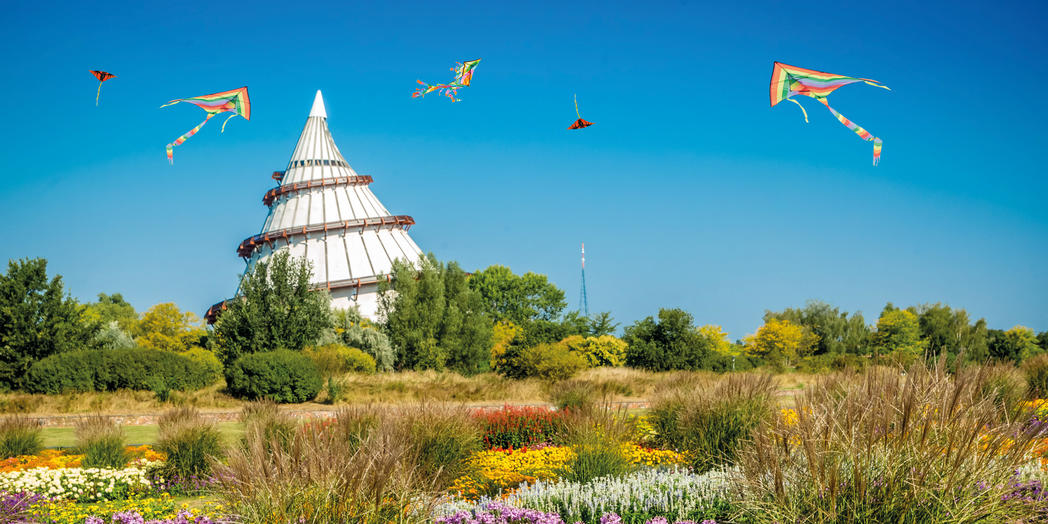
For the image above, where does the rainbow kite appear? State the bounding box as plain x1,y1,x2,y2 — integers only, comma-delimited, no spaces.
90,70,116,106
770,62,890,165
160,87,251,164
413,59,481,102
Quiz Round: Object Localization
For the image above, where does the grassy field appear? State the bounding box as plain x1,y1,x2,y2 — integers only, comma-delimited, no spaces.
41,421,245,448
2,367,819,420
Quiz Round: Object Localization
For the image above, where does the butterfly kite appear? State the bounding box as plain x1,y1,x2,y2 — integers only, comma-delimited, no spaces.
160,87,251,164
770,62,890,165
568,94,594,130
413,59,481,102
90,70,116,106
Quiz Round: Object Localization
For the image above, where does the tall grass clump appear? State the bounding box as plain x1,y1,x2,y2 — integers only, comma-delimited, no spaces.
75,415,128,468
239,400,296,453
215,407,437,523
405,404,483,489
968,363,1028,414
557,403,636,484
549,380,598,412
0,415,42,459
737,363,1048,523
649,373,776,473
154,407,224,484
1024,354,1048,399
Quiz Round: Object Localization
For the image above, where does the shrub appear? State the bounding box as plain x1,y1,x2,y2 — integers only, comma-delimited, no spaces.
329,309,396,371
560,335,628,367
224,349,322,403
736,363,1045,523
154,407,224,484
475,406,564,449
623,309,713,371
649,373,776,473
499,343,587,380
305,343,377,376
182,347,224,384
1024,354,1048,398
0,414,42,459
76,415,128,468
23,348,212,394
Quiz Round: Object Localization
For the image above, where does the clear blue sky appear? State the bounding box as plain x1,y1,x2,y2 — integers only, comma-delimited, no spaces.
1,0,1045,339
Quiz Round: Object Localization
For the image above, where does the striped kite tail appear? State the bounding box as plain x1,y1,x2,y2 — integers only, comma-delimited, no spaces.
165,113,215,165
820,100,883,166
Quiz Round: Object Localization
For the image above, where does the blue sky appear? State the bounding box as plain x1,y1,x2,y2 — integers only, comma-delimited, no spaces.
1,0,1045,338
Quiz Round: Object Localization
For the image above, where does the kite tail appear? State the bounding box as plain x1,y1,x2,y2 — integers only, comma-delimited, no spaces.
574,94,581,119
166,113,215,164
863,80,891,91
412,80,432,98
820,100,882,166
786,97,809,123
95,81,103,106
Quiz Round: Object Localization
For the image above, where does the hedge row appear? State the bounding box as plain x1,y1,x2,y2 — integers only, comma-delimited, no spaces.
24,348,214,394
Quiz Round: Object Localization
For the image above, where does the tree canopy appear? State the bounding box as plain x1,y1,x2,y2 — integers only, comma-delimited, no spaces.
211,251,332,366
0,258,97,390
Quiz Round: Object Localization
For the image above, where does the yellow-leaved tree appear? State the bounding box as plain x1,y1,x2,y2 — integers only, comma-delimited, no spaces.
697,324,738,355
133,303,207,352
560,334,628,367
490,320,522,369
744,319,818,366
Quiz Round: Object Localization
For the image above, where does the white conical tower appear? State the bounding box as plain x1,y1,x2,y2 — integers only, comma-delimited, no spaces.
208,91,423,322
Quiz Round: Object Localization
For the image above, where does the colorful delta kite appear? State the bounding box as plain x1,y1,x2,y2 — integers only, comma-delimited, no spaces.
770,62,890,165
90,70,116,106
568,94,594,130
160,87,251,164
413,59,481,102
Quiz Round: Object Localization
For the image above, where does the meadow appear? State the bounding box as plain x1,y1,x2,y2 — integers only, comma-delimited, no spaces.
3,363,1048,523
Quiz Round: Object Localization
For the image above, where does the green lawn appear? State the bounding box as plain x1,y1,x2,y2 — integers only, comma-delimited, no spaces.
41,421,245,448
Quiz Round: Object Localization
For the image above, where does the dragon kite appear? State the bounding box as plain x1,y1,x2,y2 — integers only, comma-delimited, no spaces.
770,62,890,165
413,59,481,102
160,87,251,164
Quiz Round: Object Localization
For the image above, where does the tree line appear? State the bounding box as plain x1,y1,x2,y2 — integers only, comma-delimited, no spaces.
1,255,1046,393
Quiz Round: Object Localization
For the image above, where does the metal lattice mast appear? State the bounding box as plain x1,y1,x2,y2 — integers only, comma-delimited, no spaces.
579,243,589,316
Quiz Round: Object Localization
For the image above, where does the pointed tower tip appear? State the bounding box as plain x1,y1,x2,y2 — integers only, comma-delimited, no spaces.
309,90,327,118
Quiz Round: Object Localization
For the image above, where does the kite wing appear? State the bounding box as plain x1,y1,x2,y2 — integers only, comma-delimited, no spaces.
90,70,116,106
161,87,251,164
413,59,481,102
769,62,889,165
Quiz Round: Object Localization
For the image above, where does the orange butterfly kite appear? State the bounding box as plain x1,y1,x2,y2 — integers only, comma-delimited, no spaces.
568,95,593,130
90,70,116,106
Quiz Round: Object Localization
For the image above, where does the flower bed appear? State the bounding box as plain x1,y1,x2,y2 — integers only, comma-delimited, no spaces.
474,406,566,449
437,501,717,524
0,446,165,473
0,467,153,502
451,444,687,500
22,493,228,524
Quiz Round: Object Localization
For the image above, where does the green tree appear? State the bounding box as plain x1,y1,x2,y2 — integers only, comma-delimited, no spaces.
0,258,98,390
379,255,493,375
764,300,870,355
987,326,1042,363
326,308,395,371
914,303,988,360
873,308,926,358
1039,331,1048,353
623,308,711,371
469,265,567,325
133,303,206,352
586,311,619,336
84,293,138,333
211,251,332,366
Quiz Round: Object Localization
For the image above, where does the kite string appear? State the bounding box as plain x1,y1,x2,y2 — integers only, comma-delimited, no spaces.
220,113,239,133
166,112,216,165
786,97,809,123
819,99,882,166
574,94,581,119
95,82,103,107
